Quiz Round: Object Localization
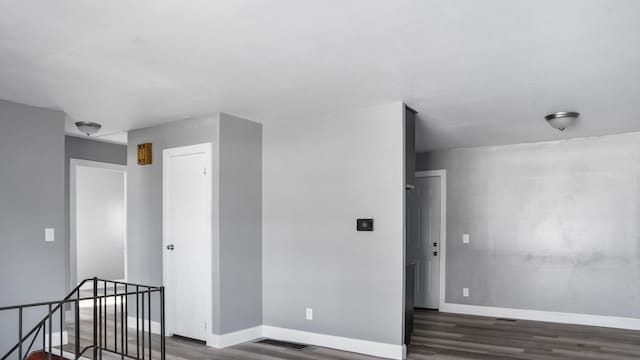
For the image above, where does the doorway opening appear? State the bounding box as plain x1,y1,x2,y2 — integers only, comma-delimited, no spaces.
408,170,446,310
70,159,127,288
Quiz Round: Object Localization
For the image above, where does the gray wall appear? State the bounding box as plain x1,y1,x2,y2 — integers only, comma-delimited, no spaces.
417,132,640,318
262,102,405,346
218,114,263,333
0,100,66,357
127,115,220,325
127,113,262,334
64,136,127,291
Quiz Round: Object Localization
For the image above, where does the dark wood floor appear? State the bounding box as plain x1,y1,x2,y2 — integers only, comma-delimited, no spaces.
60,306,640,360
409,309,640,359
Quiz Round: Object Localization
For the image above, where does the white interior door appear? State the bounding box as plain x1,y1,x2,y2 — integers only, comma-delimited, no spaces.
415,176,441,309
163,143,211,341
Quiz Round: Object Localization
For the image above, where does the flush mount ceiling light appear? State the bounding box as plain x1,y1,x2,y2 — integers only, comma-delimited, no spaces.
544,111,579,131
75,121,102,136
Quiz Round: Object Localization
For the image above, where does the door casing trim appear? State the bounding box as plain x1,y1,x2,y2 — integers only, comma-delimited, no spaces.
69,159,127,287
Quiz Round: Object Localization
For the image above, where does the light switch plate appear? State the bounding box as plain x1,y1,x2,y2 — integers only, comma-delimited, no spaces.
463,288,469,297
45,228,55,242
306,308,313,320
463,233,470,244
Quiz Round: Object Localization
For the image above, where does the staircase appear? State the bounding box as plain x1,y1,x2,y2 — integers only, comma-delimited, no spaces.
0,278,165,360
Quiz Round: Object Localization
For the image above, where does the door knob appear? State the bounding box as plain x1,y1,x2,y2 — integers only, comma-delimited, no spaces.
166,244,175,250
433,251,438,256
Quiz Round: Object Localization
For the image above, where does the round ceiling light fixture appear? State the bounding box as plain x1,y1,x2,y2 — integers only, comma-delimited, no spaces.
545,111,579,131
75,121,102,136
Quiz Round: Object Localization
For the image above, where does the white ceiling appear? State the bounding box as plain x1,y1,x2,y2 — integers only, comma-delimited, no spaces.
1,0,640,151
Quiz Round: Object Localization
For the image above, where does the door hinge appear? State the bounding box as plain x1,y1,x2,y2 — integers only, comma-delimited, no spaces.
204,322,207,331
204,167,207,175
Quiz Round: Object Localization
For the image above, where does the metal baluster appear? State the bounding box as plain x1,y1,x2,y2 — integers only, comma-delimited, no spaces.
160,287,165,360
148,289,151,360
18,308,22,360
75,297,80,357
125,285,129,356
48,304,52,360
104,281,107,349
114,283,118,352
42,321,46,355
136,286,139,360
59,302,63,358
141,291,145,360
120,293,125,360
93,278,98,359
99,297,102,360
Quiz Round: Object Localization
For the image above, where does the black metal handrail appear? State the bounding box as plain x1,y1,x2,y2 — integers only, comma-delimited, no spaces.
0,278,165,360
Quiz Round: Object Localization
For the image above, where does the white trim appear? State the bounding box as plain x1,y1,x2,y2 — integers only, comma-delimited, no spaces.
440,303,640,330
121,323,403,359
60,350,90,360
207,326,263,348
262,326,403,360
66,133,128,145
414,170,447,310
69,159,128,287
45,331,68,348
127,316,162,335
162,143,213,341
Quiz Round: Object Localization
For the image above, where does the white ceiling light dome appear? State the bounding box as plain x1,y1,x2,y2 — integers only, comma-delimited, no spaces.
545,112,579,131
75,121,102,136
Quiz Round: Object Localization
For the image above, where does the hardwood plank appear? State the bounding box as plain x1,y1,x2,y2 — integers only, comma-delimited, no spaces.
55,306,640,360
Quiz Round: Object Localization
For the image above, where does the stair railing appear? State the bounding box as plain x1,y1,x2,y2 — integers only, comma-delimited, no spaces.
0,278,165,360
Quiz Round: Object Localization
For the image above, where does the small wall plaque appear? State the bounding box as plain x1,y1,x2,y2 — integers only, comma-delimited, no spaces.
357,219,374,231
137,143,152,165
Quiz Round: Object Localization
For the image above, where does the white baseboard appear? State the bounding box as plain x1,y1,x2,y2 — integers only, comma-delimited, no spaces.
44,331,68,348
122,321,403,359
60,350,90,360
262,326,404,360
207,326,262,349
440,302,640,330
126,316,162,335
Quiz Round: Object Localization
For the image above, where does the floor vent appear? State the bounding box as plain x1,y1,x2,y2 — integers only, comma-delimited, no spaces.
255,338,309,350
496,318,517,322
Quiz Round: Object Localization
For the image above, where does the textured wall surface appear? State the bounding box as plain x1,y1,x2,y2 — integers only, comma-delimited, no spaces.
262,102,405,345
418,132,640,318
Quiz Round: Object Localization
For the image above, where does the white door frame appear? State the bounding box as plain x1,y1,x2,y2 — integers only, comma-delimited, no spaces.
162,143,213,340
69,159,128,286
415,170,446,309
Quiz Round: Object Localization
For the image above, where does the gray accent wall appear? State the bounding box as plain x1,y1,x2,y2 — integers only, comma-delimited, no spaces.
262,102,405,346
417,132,640,318
218,114,263,333
0,100,66,357
64,136,127,291
127,114,262,334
